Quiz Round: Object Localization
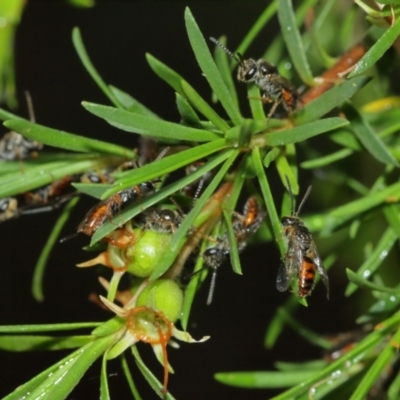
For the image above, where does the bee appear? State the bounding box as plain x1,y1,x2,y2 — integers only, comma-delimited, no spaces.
76,181,156,237
135,208,184,234
209,37,300,118
276,177,329,299
202,196,265,304
0,91,43,161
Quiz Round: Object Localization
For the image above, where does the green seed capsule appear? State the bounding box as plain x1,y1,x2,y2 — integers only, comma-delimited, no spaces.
136,279,183,323
125,229,172,277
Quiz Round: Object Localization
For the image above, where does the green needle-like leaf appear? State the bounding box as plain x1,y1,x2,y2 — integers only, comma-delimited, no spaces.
100,351,111,400
349,17,400,78
278,0,314,85
131,346,176,400
4,335,115,400
346,269,400,295
146,53,186,96
32,196,80,302
101,138,227,198
91,148,234,244
181,80,229,132
184,7,242,125
109,85,160,118
215,370,317,389
72,27,122,108
0,322,102,333
343,103,399,166
223,208,242,275
0,335,93,351
264,118,349,147
349,328,400,400
293,77,370,125
82,102,221,142
3,119,134,157
345,227,398,296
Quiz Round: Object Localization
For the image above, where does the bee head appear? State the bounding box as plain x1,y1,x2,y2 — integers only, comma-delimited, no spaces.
281,215,300,227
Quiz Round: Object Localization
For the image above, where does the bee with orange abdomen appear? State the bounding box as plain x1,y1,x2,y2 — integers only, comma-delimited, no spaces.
77,181,156,237
209,37,300,118
276,178,329,299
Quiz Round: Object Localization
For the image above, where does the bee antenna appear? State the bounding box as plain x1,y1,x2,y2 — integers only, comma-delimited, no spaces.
155,146,170,162
60,232,79,243
24,91,36,123
206,268,217,305
296,185,312,216
209,37,241,64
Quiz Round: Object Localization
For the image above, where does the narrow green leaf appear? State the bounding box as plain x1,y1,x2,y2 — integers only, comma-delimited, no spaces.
131,346,176,400
109,85,160,118
388,364,400,399
349,17,400,78
72,27,121,108
100,352,111,400
264,118,349,147
343,103,399,166
91,149,234,244
223,209,242,275
184,7,242,125
4,119,134,157
175,92,201,125
235,1,278,59
0,335,93,351
277,308,332,349
215,370,317,389
270,312,400,400
293,77,370,125
330,129,362,151
121,354,143,400
346,269,400,295
301,149,353,169
349,328,400,400
277,0,314,85
82,102,221,142
3,346,85,400
32,197,80,301
383,203,400,239
275,360,326,372
252,147,285,255
181,80,229,132
0,322,102,333
72,182,115,199
263,148,281,168
146,53,186,96
4,335,115,400
211,36,238,107
101,139,227,198
346,227,398,296
0,157,119,199
275,152,299,195
248,84,266,120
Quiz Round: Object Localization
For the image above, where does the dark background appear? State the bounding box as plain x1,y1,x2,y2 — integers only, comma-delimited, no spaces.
0,1,358,399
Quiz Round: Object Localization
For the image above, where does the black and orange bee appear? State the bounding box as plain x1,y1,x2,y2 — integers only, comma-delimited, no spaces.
202,196,265,304
76,182,156,237
209,37,300,118
276,177,329,299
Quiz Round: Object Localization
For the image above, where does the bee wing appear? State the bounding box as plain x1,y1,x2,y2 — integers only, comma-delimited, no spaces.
310,241,330,299
276,240,302,292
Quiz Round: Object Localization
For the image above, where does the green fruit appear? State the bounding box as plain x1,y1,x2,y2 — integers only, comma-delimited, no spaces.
136,279,183,322
126,229,172,278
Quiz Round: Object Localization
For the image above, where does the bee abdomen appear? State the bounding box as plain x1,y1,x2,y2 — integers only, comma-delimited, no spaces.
298,257,316,298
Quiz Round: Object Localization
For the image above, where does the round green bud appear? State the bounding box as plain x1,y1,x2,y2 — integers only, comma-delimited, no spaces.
136,279,183,323
125,229,172,278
